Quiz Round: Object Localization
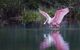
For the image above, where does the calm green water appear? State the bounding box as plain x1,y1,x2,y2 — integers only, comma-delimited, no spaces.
0,24,80,50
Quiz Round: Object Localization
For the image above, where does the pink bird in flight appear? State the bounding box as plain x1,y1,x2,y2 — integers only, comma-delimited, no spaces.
39,7,69,50
39,8,69,27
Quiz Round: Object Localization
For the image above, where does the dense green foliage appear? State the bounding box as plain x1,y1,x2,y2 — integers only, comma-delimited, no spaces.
22,10,42,23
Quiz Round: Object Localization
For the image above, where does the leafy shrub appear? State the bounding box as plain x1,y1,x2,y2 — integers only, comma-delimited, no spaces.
22,10,44,23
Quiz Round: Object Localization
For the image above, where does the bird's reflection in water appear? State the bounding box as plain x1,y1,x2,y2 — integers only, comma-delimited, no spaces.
40,29,69,50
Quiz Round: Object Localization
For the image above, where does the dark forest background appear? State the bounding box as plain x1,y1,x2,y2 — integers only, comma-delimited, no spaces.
0,0,80,27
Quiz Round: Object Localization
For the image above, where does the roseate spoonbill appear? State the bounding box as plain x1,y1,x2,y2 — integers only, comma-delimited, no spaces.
39,7,69,50
39,8,69,27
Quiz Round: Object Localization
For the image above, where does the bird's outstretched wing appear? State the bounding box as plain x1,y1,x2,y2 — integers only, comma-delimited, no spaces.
39,9,51,19
51,8,69,25
39,9,51,24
